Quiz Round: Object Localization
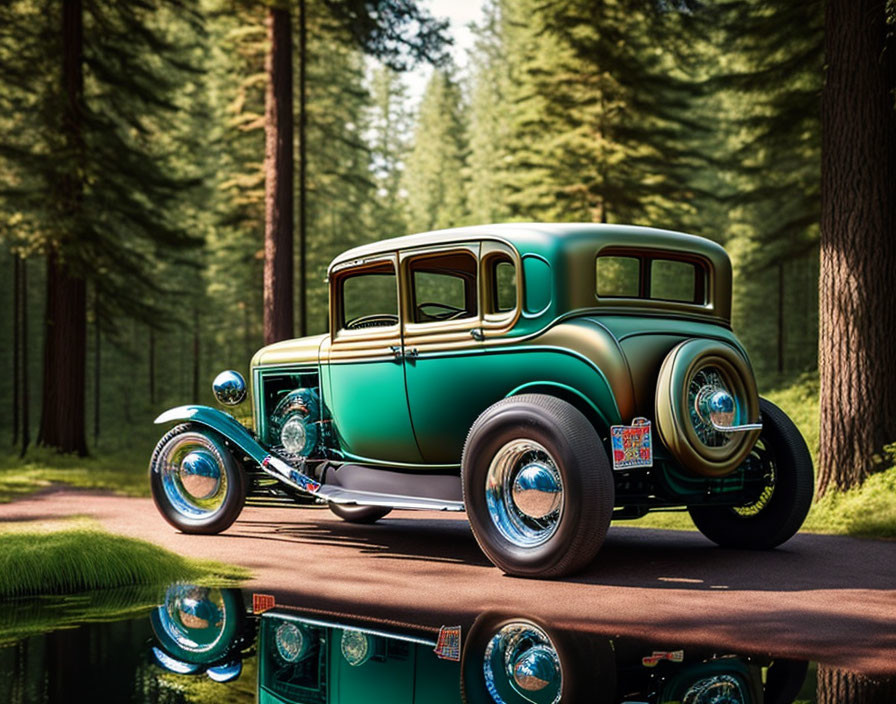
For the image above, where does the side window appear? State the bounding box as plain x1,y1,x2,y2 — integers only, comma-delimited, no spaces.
650,258,700,303
596,255,640,297
410,251,478,323
340,262,398,330
492,258,517,313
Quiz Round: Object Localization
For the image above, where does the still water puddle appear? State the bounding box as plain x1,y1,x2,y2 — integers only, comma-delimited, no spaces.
0,583,893,703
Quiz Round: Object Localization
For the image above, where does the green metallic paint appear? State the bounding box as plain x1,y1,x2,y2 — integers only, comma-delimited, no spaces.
154,405,269,466
403,343,621,465
326,356,423,464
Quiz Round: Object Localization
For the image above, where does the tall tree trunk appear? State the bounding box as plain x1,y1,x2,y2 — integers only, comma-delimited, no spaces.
263,5,294,345
38,0,87,455
818,0,896,495
817,666,896,703
12,255,21,446
148,326,156,404
777,261,784,375
298,0,307,337
20,257,29,458
93,288,99,445
192,308,200,403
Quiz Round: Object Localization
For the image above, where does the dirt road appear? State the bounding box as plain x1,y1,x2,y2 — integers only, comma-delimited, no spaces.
2,488,894,673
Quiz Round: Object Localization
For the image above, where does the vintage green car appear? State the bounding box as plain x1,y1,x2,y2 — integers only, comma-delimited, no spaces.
150,223,814,578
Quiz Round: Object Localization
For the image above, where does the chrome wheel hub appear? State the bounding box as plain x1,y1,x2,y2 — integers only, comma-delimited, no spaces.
158,584,228,654
484,622,562,704
160,433,229,519
688,367,735,447
486,440,563,548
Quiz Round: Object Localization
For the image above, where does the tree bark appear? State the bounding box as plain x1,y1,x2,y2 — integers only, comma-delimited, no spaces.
777,261,784,375
298,0,307,337
817,666,896,703
818,0,896,495
263,5,295,345
20,257,29,458
38,0,87,455
192,308,200,404
12,255,21,446
93,288,99,444
149,326,156,404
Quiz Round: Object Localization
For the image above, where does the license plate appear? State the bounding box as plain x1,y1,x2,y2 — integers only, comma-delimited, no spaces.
610,417,653,470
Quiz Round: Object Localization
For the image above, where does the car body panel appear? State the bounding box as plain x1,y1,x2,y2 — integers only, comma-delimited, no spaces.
154,405,269,466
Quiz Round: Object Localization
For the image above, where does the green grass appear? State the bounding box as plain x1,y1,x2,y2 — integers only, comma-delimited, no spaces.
0,526,249,599
0,444,150,503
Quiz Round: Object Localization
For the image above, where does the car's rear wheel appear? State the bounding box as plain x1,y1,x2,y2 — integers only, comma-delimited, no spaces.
462,394,614,578
461,612,616,704
150,423,247,534
328,503,392,524
688,398,814,549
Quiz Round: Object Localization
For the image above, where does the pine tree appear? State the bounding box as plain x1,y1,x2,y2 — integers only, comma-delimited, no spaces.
403,68,468,232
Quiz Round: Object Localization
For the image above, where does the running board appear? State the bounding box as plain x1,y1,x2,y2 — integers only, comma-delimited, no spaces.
257,454,465,512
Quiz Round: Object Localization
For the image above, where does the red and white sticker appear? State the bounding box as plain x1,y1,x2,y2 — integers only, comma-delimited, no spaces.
433,625,462,661
610,417,653,470
641,650,684,667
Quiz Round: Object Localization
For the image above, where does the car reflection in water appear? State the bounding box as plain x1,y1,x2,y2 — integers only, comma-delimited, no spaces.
150,584,818,704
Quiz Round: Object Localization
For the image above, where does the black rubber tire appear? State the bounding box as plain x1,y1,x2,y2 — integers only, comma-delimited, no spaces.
764,658,809,704
461,612,616,704
688,398,814,549
461,394,614,578
328,503,392,524
150,423,247,535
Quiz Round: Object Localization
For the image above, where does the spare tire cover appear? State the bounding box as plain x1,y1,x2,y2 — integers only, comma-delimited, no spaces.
655,339,760,477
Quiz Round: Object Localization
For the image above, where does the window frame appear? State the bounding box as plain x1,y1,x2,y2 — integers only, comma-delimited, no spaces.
403,248,480,335
595,248,709,307
330,256,402,341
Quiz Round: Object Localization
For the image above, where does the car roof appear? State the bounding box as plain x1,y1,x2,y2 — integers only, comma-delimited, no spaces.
328,222,729,274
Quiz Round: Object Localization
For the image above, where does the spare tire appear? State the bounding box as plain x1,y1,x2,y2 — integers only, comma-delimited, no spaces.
655,339,760,477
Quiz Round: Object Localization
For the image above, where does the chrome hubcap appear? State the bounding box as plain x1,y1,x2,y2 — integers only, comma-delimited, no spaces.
688,367,736,447
160,433,228,518
484,622,562,704
486,440,563,548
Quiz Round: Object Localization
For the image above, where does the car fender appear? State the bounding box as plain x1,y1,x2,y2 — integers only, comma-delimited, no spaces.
155,405,268,466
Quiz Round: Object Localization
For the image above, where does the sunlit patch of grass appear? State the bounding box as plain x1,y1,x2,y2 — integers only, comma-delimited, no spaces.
802,465,896,538
0,525,249,598
0,445,149,502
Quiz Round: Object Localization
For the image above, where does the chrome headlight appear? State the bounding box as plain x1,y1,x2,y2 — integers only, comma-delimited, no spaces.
340,629,373,667
212,370,247,406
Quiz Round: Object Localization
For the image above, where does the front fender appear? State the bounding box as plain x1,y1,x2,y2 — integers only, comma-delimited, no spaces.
155,405,268,466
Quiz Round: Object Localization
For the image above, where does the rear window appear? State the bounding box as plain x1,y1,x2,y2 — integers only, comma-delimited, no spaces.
596,253,705,304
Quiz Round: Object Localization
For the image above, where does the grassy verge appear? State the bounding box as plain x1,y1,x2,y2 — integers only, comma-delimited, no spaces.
0,524,248,599
0,444,150,503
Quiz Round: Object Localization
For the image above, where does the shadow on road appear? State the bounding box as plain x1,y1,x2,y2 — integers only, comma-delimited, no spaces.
229,511,896,593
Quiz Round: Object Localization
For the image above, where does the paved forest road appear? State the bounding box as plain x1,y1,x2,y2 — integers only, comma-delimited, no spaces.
2,488,895,673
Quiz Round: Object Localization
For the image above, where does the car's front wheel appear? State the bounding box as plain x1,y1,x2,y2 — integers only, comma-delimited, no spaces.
462,394,614,578
688,398,814,549
150,423,247,534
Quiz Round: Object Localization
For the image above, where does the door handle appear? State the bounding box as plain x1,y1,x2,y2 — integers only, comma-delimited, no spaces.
389,345,403,361
470,328,484,341
405,347,419,359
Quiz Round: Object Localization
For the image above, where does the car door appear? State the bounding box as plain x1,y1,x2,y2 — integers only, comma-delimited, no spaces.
324,254,423,465
402,242,524,465
400,244,489,465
